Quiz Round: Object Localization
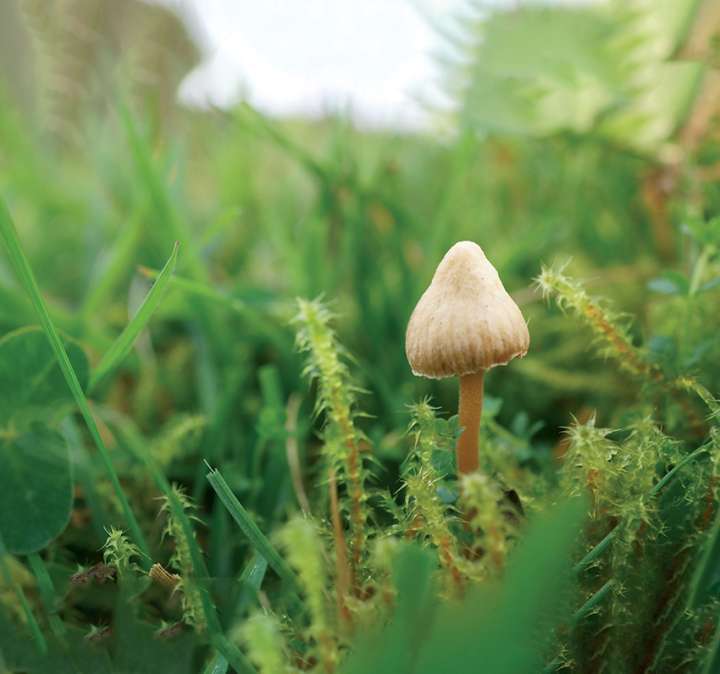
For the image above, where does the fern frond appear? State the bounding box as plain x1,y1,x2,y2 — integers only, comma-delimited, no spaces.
159,485,206,632
101,526,141,576
537,263,713,433
236,611,297,674
278,516,338,672
536,264,651,379
293,298,370,572
460,472,516,574
403,402,466,590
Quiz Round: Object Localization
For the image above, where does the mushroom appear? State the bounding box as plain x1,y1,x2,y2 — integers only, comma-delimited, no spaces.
405,241,529,475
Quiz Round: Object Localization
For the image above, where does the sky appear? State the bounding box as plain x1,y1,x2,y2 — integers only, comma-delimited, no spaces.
154,0,595,129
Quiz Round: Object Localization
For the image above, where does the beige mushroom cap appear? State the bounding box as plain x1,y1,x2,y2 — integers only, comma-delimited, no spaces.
405,241,529,379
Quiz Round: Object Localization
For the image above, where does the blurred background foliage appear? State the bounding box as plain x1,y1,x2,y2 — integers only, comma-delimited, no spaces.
2,0,720,440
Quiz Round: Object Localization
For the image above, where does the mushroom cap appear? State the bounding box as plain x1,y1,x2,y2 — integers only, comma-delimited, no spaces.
405,241,529,379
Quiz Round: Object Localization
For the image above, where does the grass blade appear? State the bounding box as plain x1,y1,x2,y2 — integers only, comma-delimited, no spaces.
104,413,256,674
0,198,150,562
27,553,66,642
82,214,143,319
116,98,206,283
89,241,179,390
0,535,46,654
559,444,713,671
206,465,301,593
148,474,256,673
646,492,720,672
234,552,268,620
202,652,229,674
561,444,713,673
572,579,613,623
701,621,720,674
138,265,291,350
679,487,720,616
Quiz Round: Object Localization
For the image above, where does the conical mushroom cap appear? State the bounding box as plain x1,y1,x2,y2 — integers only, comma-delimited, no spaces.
405,241,529,379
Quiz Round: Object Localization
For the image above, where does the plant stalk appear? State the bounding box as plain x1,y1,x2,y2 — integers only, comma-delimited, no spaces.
329,469,352,627
457,371,484,474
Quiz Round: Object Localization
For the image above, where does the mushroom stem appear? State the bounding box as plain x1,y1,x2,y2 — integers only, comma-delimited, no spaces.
457,371,484,474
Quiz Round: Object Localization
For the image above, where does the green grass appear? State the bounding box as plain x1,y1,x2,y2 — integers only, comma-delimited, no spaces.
2,2,720,672
89,241,179,391
205,465,301,594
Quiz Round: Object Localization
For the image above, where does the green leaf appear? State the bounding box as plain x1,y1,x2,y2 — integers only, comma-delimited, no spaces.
458,7,624,136
0,326,89,424
341,497,586,674
414,497,586,674
0,426,73,554
113,599,197,674
699,276,720,292
454,3,704,155
0,611,113,674
648,278,679,294
341,544,437,674
0,197,151,561
648,271,690,295
89,241,178,390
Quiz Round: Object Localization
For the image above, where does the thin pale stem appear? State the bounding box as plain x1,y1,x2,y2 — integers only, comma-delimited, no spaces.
329,469,353,627
457,371,484,474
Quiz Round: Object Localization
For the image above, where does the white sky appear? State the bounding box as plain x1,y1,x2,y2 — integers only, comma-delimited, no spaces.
155,0,596,129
